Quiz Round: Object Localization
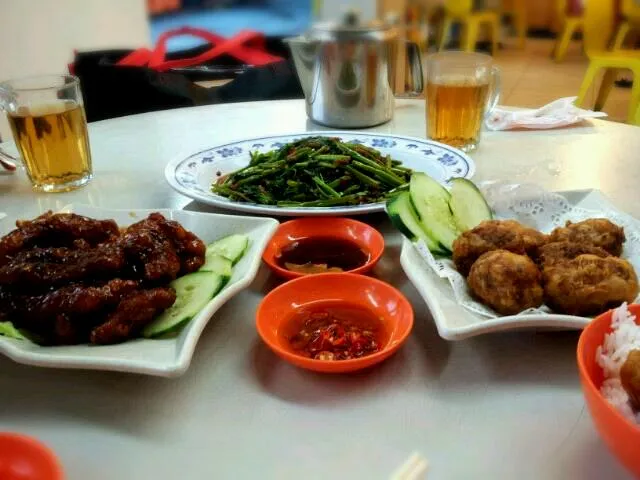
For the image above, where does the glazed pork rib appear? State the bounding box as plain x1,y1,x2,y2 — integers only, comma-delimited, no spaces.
0,244,126,290
0,279,139,344
0,212,119,266
0,212,205,345
90,287,177,345
120,213,206,282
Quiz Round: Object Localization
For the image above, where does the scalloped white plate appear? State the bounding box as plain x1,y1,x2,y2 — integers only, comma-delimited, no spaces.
165,131,475,216
400,189,640,341
400,237,588,341
0,205,278,376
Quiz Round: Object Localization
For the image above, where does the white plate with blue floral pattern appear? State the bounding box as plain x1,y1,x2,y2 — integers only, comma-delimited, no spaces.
165,132,475,216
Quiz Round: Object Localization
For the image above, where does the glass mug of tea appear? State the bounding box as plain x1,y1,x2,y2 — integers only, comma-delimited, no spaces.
0,75,93,192
425,52,500,153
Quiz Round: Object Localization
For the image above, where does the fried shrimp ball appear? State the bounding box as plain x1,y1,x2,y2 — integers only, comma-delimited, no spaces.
500,220,548,255
549,218,625,256
452,220,527,276
536,241,610,267
467,250,544,315
542,255,639,316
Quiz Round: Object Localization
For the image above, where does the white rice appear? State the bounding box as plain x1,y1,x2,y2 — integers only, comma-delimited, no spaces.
596,302,640,424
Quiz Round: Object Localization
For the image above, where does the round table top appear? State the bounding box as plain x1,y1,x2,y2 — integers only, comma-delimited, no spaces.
1,99,638,480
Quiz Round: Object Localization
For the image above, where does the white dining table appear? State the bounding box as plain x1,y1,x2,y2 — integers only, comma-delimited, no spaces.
1,99,639,480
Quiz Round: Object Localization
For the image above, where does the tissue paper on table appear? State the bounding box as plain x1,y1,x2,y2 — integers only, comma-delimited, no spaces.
486,97,607,131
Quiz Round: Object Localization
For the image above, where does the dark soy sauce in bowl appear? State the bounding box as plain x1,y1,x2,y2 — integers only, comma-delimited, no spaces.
276,237,370,274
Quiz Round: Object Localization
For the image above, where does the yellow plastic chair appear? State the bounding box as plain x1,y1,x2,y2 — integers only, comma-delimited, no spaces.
612,0,640,50
576,50,640,124
553,0,584,62
633,99,640,126
437,0,500,55
501,0,527,49
406,3,429,52
554,0,616,61
583,0,616,53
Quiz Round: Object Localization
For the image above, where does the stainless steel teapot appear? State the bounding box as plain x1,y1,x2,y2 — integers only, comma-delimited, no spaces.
287,12,422,128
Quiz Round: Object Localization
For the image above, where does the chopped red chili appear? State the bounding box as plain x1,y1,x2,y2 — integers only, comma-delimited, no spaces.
285,303,385,361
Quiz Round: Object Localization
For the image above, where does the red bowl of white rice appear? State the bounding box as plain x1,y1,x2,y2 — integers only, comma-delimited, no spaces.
577,303,640,477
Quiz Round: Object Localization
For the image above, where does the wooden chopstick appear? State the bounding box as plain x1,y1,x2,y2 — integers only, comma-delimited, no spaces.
391,452,429,480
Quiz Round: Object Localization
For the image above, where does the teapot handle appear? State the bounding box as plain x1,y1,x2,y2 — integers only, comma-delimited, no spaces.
398,41,424,97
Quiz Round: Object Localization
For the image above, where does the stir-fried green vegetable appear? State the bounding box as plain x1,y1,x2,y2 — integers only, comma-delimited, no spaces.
211,137,412,207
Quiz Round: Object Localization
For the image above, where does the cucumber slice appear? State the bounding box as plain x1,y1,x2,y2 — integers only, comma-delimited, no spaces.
0,321,28,341
386,192,447,254
409,173,459,251
206,234,249,265
143,271,224,338
200,253,233,281
449,178,493,232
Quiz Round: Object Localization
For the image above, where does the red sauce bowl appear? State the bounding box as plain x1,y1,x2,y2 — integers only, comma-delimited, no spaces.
0,433,63,480
256,272,414,373
577,304,640,478
262,217,385,280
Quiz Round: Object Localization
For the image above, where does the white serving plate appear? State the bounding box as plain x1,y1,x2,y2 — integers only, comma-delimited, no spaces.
400,189,640,341
0,205,278,377
165,131,475,216
401,238,588,341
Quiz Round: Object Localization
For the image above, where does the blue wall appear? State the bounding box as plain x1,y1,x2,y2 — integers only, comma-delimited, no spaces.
150,1,313,51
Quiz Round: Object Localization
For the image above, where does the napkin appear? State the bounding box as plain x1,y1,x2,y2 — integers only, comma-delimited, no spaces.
486,97,608,131
0,213,6,221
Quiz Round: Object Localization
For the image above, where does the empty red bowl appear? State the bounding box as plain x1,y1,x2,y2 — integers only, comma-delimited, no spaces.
0,432,63,480
262,217,385,280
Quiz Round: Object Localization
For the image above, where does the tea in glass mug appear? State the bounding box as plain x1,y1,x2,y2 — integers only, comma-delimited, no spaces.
0,75,92,192
425,52,500,152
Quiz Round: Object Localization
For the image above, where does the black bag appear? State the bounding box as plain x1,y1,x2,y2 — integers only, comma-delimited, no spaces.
71,28,303,122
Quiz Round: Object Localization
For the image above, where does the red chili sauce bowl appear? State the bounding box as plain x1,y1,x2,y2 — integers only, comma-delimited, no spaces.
256,273,414,373
0,432,63,480
262,217,385,280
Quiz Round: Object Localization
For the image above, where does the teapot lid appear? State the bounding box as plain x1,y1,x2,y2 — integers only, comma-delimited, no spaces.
309,9,396,42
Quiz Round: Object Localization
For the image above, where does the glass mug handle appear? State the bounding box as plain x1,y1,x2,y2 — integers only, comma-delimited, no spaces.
485,66,501,116
0,147,19,172
0,86,19,172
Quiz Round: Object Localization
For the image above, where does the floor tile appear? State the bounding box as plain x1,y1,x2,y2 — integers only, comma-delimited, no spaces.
493,38,634,122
